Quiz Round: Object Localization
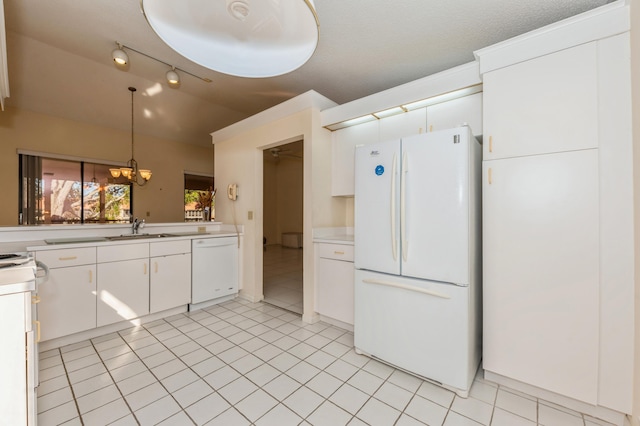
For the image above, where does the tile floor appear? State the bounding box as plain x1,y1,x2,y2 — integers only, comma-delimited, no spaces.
37,298,619,426
263,244,303,314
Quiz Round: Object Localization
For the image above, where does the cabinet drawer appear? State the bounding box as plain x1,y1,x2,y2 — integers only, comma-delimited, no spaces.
150,240,191,257
318,243,354,262
35,247,96,268
98,243,149,263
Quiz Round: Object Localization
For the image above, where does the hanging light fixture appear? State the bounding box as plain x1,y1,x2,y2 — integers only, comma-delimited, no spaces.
140,0,319,78
109,87,152,185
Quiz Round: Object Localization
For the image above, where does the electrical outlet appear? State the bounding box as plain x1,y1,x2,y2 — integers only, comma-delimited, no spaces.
146,211,150,217
197,226,206,233
248,211,253,220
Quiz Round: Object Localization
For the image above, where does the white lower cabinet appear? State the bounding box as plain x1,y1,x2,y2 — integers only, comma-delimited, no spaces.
97,244,149,327
315,243,354,325
38,265,97,341
35,248,97,341
150,240,191,313
483,149,600,404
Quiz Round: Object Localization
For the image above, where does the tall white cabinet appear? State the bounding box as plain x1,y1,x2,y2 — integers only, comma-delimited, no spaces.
477,4,634,419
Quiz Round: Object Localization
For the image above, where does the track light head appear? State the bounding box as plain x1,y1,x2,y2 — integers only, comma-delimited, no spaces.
112,45,129,65
166,67,180,85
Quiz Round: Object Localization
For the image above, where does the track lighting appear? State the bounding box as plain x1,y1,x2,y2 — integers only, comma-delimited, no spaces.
111,42,211,85
112,44,128,66
166,67,180,85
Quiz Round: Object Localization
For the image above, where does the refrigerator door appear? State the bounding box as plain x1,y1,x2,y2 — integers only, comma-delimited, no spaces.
354,269,475,393
355,140,401,275
401,127,471,285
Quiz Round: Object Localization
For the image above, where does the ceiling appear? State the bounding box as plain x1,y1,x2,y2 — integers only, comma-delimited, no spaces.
2,0,611,147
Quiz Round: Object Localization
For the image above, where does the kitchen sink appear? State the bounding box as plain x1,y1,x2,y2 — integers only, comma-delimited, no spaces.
106,233,172,241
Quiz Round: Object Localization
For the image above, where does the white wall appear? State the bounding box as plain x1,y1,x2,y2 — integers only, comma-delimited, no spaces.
630,2,640,424
214,106,347,322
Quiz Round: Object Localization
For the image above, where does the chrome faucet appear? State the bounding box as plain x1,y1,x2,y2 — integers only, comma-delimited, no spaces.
132,218,145,234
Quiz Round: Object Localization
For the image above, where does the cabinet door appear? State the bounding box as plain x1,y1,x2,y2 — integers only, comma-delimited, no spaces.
97,259,149,327
483,149,599,404
37,265,97,341
332,120,379,196
150,254,191,313
426,93,482,136
379,108,426,142
317,257,354,325
483,42,598,160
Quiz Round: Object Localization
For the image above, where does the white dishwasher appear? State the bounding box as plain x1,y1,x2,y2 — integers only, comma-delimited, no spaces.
190,236,239,309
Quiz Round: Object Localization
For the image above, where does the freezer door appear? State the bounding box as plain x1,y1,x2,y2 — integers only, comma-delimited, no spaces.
354,269,476,392
354,140,401,275
401,128,472,285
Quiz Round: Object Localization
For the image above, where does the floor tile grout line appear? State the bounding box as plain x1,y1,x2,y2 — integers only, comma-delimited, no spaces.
41,299,571,426
87,338,141,426
38,347,85,425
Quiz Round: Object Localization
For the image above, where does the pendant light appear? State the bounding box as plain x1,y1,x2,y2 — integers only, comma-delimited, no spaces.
109,87,152,185
140,0,319,78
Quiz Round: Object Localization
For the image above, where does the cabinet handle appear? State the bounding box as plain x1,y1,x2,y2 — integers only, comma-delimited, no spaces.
488,168,493,185
154,262,158,274
58,256,77,261
429,125,433,132
334,251,345,255
144,263,147,275
34,321,41,343
89,270,93,283
489,136,493,153
31,295,40,304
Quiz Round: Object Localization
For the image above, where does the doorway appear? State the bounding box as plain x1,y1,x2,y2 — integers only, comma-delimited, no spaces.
262,140,304,314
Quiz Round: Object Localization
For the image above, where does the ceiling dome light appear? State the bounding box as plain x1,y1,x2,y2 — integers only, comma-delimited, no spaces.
140,0,319,78
112,45,129,66
166,67,180,85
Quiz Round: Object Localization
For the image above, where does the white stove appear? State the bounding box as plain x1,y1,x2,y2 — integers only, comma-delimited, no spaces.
0,252,46,425
0,253,38,294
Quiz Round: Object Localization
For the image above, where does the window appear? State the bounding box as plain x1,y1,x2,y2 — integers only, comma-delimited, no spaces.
19,154,132,225
184,173,214,221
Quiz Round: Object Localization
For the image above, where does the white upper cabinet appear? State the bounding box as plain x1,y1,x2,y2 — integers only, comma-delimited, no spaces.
331,120,379,197
483,42,598,160
378,108,426,142
426,93,482,137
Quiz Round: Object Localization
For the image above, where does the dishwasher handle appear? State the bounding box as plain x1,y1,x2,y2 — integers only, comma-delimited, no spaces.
193,237,237,248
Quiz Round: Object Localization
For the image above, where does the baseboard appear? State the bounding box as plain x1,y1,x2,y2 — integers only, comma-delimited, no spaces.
39,306,187,352
484,370,627,426
302,311,319,324
318,314,354,332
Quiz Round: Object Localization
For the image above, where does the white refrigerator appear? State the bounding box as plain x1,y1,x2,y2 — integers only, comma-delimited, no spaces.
354,126,482,396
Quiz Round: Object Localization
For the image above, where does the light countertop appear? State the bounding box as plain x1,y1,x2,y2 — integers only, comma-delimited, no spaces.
312,227,354,245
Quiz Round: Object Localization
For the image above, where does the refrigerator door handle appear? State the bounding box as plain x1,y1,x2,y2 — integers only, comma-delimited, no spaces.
362,278,451,299
401,150,408,262
391,152,398,261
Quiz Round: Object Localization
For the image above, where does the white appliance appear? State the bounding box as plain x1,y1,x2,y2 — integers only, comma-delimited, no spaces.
0,253,47,425
354,126,482,396
190,236,239,310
